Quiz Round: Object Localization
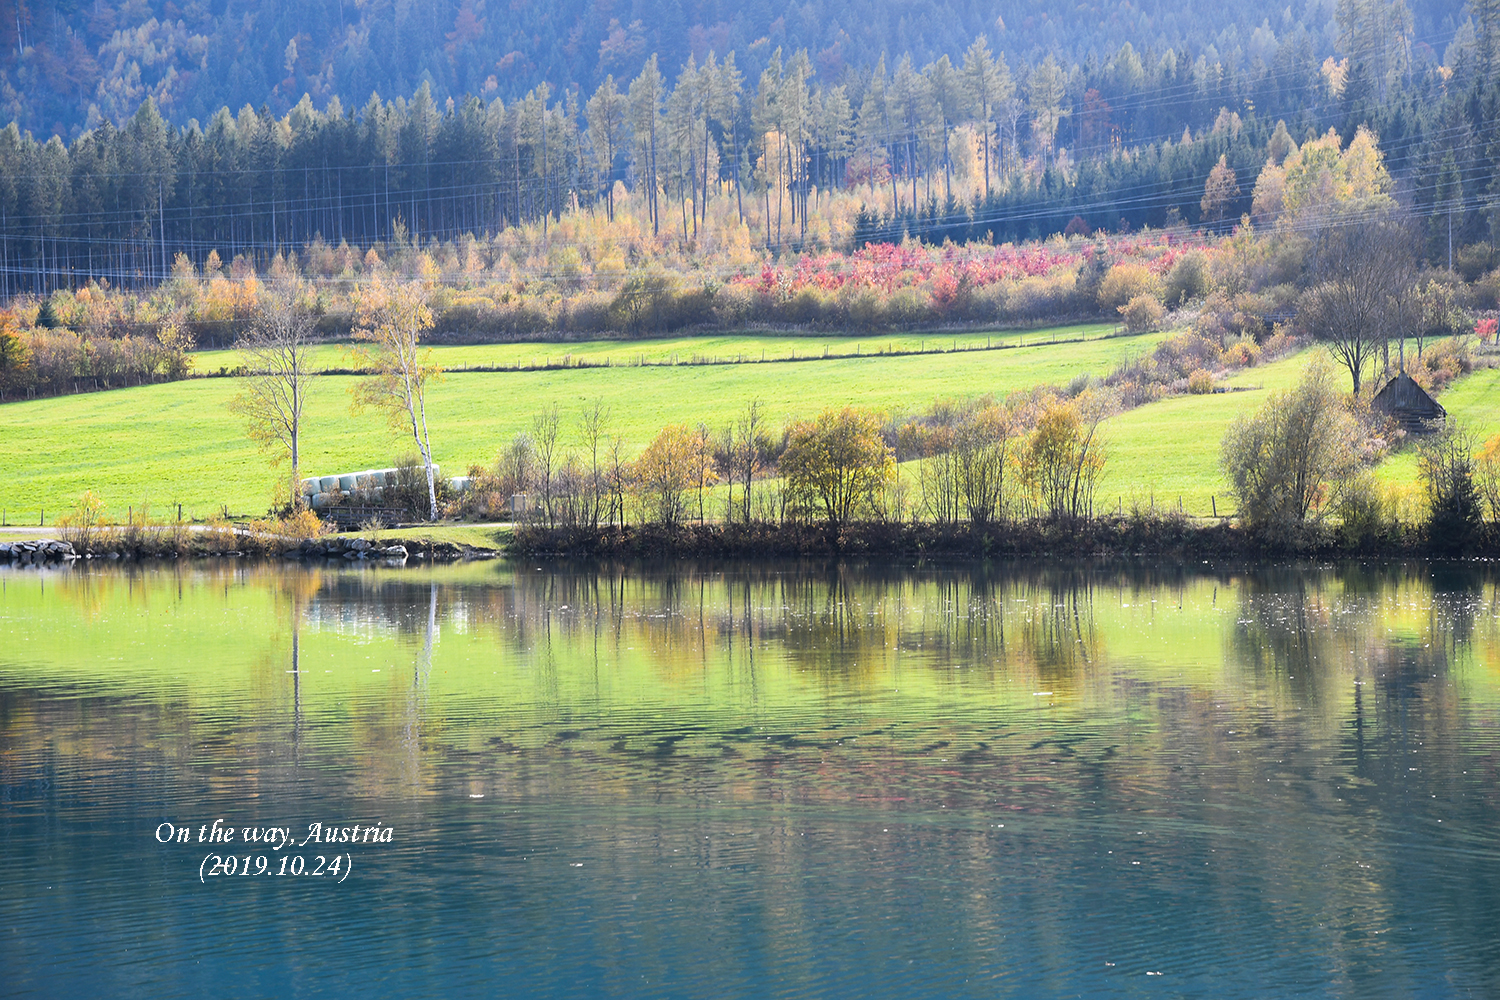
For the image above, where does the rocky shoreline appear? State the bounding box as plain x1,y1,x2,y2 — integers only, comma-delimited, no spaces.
285,536,466,564
0,540,80,565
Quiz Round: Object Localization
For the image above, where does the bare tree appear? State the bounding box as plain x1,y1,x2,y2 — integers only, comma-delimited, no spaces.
956,402,1016,525
228,281,315,508
734,399,767,524
694,422,714,522
1298,213,1418,396
579,400,609,529
351,278,442,520
606,434,630,527
1221,359,1361,537
532,405,560,526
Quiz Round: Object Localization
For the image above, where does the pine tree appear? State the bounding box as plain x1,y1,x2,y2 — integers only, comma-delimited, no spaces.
628,56,666,236
586,76,628,221
961,35,1013,202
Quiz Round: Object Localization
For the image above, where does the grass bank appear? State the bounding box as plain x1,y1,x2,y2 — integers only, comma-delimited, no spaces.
355,523,512,553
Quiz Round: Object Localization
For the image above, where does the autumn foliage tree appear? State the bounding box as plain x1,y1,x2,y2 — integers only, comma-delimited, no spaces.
351,278,443,520
780,406,895,528
1200,154,1240,223
1017,400,1106,521
632,423,713,526
0,312,31,400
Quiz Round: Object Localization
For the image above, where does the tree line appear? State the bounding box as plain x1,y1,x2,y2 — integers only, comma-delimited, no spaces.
0,0,1496,299
0,0,1463,139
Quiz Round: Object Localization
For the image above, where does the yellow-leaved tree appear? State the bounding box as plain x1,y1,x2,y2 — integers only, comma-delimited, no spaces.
1018,399,1107,522
350,277,443,520
1250,125,1394,227
780,406,894,528
631,424,713,526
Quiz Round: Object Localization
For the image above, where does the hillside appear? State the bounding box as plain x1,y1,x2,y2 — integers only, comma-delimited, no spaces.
0,0,1467,139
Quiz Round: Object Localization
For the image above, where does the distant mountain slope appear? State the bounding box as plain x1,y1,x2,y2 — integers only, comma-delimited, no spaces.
0,0,1465,137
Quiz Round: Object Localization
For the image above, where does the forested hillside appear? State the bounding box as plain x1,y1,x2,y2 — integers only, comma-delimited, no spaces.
0,0,1468,137
0,0,1493,300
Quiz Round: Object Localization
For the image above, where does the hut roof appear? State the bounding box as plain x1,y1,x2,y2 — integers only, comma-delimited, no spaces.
1371,373,1445,431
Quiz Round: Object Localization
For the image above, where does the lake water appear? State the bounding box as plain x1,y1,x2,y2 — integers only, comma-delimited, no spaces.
3,559,1500,999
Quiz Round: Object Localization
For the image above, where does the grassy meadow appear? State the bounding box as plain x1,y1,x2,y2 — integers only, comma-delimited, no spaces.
195,323,1118,372
1367,366,1500,490
1,322,1492,524
0,326,1163,520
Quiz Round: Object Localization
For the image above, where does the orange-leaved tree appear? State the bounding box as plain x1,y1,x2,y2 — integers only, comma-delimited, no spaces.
0,310,32,400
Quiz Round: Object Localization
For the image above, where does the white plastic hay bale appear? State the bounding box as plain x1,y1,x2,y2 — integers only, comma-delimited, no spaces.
338,474,359,491
299,478,318,494
367,471,387,487
311,492,331,510
320,476,341,492
449,476,471,492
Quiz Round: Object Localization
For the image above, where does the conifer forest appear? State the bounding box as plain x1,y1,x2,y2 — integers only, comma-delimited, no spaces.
0,0,1490,298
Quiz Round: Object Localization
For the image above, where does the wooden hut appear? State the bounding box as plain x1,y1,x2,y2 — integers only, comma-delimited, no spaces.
1371,373,1446,433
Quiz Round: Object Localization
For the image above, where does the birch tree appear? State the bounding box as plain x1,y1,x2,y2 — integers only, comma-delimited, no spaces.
629,55,666,236
351,278,443,520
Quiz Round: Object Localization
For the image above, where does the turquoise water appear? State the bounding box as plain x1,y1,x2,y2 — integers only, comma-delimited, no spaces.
3,560,1500,998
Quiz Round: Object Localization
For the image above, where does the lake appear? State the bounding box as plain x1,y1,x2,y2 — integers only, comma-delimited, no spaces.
3,559,1499,998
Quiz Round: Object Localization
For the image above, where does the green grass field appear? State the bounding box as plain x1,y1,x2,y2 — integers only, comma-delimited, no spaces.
0,326,1163,520
1369,365,1500,490
1095,349,1316,516
193,324,1118,373
2,325,1491,523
